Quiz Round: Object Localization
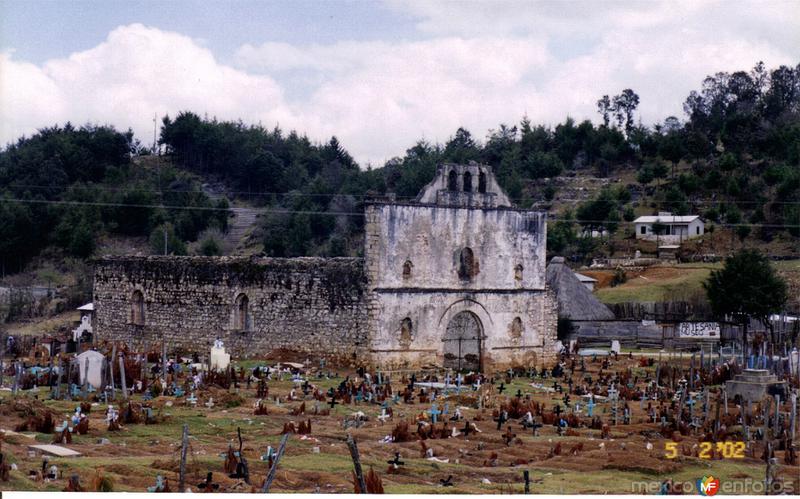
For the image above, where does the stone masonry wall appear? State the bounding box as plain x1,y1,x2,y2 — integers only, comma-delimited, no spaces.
93,256,368,363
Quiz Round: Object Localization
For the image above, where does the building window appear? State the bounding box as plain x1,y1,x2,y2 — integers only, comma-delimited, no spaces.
478,171,487,193
131,290,145,326
514,264,523,282
509,317,524,340
402,260,413,280
640,226,646,235
696,226,700,235
457,247,478,281
399,318,413,349
448,170,458,191
463,171,472,192
234,293,250,331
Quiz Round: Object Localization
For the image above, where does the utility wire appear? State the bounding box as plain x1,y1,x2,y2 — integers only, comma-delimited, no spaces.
5,183,800,205
1,197,799,228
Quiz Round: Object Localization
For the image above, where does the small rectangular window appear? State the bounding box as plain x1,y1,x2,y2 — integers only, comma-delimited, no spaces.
641,226,646,235
696,226,700,235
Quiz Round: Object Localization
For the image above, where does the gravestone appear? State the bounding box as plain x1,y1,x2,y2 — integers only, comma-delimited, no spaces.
75,350,105,390
610,340,621,355
725,369,786,402
210,339,231,371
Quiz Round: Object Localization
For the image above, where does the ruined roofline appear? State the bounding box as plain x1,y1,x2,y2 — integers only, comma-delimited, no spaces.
363,198,548,216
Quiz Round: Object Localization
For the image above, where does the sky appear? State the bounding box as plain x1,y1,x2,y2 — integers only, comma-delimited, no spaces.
1,0,798,166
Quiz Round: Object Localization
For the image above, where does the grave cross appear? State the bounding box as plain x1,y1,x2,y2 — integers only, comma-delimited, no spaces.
329,393,339,410
587,397,596,417
428,403,442,424
387,452,405,468
462,420,473,438
497,383,506,395
495,410,508,431
515,389,523,399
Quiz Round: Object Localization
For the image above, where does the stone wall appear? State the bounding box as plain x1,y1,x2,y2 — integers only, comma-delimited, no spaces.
93,256,368,363
364,201,557,371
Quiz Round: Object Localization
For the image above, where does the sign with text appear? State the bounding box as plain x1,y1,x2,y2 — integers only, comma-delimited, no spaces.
678,322,720,339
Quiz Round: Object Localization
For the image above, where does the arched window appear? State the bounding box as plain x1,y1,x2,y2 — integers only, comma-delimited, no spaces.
234,293,250,331
457,247,477,281
463,171,472,192
131,290,145,326
514,264,524,282
448,170,458,191
399,318,413,349
509,317,524,340
478,171,487,193
402,260,413,280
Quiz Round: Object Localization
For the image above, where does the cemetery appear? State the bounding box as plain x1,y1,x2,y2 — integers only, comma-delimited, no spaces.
0,337,798,494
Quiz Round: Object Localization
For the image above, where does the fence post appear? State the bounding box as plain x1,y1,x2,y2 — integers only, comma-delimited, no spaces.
179,424,189,492
262,433,289,493
346,434,367,493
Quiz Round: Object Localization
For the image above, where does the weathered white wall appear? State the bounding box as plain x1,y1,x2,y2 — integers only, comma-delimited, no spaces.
366,203,547,290
368,289,557,370
365,198,556,371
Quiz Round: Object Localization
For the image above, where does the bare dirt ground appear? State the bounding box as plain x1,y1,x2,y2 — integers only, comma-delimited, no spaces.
1,355,798,494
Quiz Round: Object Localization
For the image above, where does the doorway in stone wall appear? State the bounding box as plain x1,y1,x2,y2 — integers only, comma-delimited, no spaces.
443,311,482,372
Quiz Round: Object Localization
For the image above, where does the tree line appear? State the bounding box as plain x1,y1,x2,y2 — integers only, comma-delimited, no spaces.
1,61,798,270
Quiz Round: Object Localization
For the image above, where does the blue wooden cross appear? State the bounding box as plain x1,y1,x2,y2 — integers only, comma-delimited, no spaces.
149,475,169,493
587,398,596,417
428,403,442,424
187,392,198,406
443,402,450,415
686,394,696,412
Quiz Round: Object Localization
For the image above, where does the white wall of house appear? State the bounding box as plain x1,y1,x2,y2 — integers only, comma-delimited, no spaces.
634,217,704,243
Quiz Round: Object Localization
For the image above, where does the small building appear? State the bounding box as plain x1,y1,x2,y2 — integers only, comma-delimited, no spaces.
634,212,704,243
574,273,597,291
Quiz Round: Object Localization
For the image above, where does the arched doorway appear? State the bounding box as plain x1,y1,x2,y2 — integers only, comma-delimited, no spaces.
443,311,482,371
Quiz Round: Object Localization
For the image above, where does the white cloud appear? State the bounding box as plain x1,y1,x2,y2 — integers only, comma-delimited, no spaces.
1,24,291,150
2,3,798,167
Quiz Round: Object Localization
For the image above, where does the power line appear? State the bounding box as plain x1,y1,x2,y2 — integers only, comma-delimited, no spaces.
5,183,800,205
1,196,799,228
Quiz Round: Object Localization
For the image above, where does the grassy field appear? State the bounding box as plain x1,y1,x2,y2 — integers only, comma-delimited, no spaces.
591,260,800,304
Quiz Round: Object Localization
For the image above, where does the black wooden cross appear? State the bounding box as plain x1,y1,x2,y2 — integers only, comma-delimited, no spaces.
462,420,473,438
387,451,405,467
328,392,339,410
495,410,508,431
553,404,563,418
515,389,523,399
498,383,506,395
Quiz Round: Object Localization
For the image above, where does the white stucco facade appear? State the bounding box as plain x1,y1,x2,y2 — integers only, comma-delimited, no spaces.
634,212,704,243
365,163,557,372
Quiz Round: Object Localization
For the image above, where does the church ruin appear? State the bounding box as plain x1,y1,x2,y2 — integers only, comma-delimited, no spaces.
93,162,557,370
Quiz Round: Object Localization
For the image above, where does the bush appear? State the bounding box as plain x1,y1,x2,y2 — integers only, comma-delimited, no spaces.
197,230,223,256
611,267,627,287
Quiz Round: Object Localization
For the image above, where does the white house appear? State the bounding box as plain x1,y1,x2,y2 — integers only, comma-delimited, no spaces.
633,212,704,243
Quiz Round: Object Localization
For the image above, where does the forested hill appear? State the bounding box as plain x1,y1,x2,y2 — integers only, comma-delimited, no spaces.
1,61,798,274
